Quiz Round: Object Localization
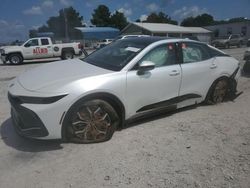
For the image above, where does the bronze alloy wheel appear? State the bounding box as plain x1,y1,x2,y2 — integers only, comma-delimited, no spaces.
65,99,119,143
212,79,228,103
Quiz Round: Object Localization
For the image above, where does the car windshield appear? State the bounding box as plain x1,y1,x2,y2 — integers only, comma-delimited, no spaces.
217,36,229,39
83,39,149,71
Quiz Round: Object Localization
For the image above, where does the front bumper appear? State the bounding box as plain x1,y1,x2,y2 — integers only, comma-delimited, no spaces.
7,79,71,139
1,53,7,62
9,93,49,137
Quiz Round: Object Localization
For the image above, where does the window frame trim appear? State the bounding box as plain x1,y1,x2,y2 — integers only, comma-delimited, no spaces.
179,41,212,64
130,42,179,70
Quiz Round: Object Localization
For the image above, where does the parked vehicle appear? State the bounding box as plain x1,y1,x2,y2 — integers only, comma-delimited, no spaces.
115,35,150,40
243,48,250,72
211,34,244,48
244,48,250,61
247,39,250,47
8,37,240,143
101,39,113,45
95,39,113,49
0,37,86,65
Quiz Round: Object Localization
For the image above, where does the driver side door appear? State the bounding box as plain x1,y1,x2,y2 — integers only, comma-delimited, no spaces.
126,43,182,118
23,39,42,59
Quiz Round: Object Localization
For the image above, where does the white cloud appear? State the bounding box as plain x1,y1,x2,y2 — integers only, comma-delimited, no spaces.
140,14,148,22
146,3,159,12
23,6,43,15
173,6,208,19
32,25,42,30
118,8,133,17
60,0,72,6
0,20,27,43
85,2,92,7
42,0,54,8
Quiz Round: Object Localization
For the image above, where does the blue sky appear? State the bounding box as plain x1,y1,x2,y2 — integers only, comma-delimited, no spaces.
0,0,250,43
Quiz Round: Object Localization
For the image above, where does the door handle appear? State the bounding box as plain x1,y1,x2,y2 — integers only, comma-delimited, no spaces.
210,63,217,69
169,70,180,76
47,46,51,48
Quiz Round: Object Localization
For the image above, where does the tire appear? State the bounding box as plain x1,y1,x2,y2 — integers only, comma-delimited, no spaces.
206,78,229,104
8,53,23,65
63,99,120,143
225,43,230,49
62,51,74,60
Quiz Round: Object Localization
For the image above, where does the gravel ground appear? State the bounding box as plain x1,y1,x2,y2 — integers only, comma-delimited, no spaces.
0,47,249,188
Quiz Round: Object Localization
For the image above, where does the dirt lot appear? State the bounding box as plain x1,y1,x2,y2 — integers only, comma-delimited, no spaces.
0,47,250,188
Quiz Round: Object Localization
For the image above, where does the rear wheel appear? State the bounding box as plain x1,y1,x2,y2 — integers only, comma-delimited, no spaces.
207,79,229,104
63,99,120,143
8,54,23,65
62,51,74,60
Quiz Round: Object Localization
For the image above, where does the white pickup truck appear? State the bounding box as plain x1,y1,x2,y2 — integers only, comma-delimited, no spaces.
0,37,87,65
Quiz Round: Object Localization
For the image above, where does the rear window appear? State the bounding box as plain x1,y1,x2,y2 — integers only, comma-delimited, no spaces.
181,42,210,63
41,39,49,45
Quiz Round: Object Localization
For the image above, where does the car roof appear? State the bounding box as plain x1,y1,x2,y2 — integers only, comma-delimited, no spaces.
120,36,194,46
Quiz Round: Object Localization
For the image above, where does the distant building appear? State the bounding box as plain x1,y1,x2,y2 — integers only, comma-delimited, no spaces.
75,27,120,48
75,27,120,40
205,20,250,39
121,22,212,43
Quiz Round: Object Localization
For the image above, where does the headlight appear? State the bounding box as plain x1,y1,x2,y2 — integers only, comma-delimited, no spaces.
8,93,67,104
0,49,4,54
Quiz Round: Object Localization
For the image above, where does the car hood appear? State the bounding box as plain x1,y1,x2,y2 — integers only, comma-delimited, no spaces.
3,45,21,52
212,39,227,43
18,59,113,91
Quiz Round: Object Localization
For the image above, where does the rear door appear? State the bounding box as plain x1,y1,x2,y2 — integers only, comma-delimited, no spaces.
39,38,54,58
126,43,182,117
179,42,218,103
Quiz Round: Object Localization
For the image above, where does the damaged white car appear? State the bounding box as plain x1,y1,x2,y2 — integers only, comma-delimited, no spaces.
8,37,240,143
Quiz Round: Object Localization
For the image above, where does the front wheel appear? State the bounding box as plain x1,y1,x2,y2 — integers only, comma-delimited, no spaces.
8,54,23,65
63,99,120,143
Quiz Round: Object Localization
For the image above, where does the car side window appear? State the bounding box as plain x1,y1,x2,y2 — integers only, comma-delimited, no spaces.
41,39,49,45
138,43,176,68
181,42,210,64
24,39,39,47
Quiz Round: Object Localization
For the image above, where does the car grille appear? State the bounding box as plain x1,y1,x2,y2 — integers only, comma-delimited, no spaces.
8,93,49,137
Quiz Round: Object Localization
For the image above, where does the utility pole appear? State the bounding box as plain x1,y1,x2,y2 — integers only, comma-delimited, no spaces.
63,8,69,42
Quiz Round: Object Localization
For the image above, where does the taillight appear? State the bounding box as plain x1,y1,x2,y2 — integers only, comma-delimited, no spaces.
78,43,83,49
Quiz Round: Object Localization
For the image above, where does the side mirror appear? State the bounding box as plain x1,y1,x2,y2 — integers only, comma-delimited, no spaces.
137,61,155,75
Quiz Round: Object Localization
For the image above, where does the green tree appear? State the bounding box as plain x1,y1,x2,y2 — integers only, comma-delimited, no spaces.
144,12,178,25
91,5,111,27
110,11,128,30
181,13,214,27
180,17,195,26
30,6,83,40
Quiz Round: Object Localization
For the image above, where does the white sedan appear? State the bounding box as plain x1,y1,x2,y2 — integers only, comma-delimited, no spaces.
8,37,240,143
